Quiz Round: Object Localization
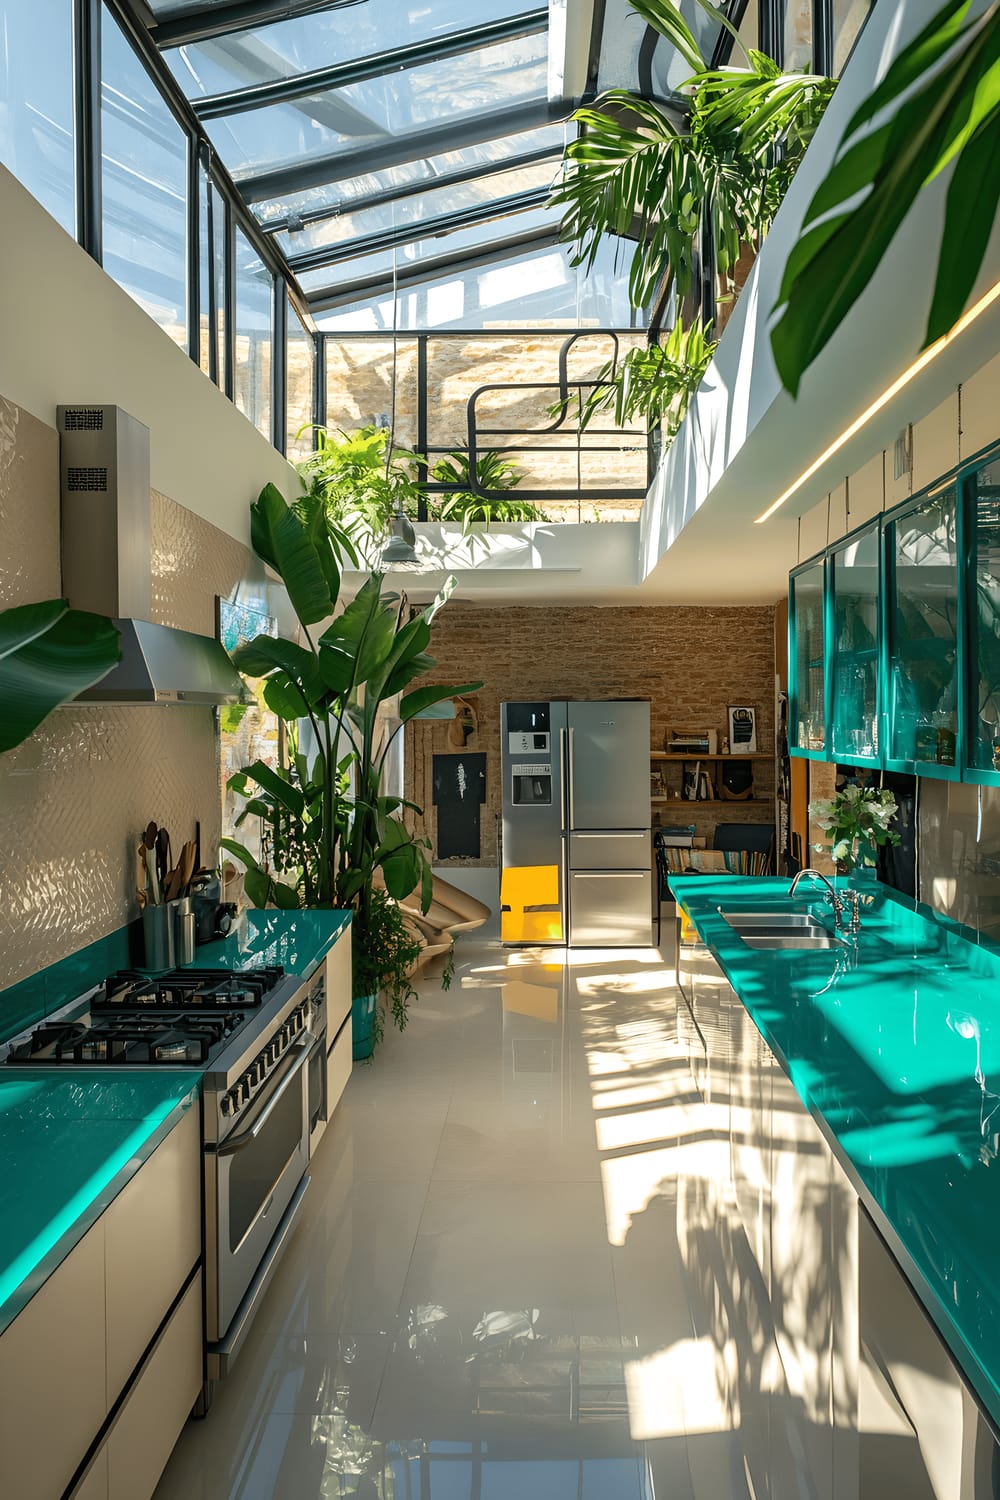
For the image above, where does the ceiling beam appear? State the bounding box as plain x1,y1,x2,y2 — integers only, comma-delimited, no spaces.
238,98,573,204
287,186,553,274
306,225,561,311
150,0,361,50
260,142,562,235
193,10,548,119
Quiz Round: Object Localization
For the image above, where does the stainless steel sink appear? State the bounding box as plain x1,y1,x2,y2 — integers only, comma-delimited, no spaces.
719,909,843,950
721,911,826,929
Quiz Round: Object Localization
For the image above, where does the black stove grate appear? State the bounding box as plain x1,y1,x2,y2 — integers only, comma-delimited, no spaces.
93,965,284,1012
7,1011,247,1066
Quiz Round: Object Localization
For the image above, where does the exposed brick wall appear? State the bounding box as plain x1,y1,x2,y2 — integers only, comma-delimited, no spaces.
406,602,777,865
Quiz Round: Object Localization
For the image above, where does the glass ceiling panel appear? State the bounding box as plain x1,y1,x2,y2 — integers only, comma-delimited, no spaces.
164,1,533,97
313,237,645,332
252,122,567,226
184,32,547,180
276,159,558,259
296,203,559,294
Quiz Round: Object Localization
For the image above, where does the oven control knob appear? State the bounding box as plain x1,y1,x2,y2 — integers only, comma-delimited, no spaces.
221,1094,232,1117
239,1078,251,1105
269,1039,281,1063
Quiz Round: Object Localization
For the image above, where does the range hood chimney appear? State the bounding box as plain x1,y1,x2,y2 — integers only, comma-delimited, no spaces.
58,405,243,705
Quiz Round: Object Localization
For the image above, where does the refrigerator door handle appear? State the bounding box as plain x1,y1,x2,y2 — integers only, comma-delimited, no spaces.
567,727,575,828
559,727,567,832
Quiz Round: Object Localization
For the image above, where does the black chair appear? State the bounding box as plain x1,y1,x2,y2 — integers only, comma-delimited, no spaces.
712,822,775,874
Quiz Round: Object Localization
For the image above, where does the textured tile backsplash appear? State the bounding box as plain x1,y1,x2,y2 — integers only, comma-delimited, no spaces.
0,391,253,995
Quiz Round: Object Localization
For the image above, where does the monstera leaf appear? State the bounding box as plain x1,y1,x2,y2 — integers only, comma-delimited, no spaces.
0,600,120,754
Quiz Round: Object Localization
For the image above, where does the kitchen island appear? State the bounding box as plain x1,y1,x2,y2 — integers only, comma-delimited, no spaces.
674,873,1000,1497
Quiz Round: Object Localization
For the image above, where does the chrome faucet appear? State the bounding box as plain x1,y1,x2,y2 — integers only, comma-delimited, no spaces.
788,868,864,934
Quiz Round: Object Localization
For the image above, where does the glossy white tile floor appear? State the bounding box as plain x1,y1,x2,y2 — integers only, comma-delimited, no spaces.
155,932,748,1500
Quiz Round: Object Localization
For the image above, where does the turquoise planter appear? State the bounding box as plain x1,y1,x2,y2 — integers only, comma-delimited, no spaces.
352,992,377,1060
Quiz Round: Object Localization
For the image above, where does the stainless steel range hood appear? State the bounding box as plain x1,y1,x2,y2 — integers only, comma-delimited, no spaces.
58,405,243,706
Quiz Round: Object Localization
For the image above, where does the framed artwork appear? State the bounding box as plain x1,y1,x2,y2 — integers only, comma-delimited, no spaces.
727,704,758,754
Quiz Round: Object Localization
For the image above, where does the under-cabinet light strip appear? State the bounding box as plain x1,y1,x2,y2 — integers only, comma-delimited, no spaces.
755,275,1000,524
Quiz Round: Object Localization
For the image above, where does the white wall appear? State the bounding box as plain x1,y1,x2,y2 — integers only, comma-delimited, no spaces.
0,164,295,546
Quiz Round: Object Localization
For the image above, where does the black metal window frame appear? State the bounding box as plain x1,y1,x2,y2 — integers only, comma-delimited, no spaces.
64,0,317,459
317,326,654,518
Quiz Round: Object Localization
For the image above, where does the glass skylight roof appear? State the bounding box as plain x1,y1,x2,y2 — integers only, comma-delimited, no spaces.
163,1,536,97
186,32,548,181
140,1,664,322
297,202,560,297
251,122,567,229
275,158,558,260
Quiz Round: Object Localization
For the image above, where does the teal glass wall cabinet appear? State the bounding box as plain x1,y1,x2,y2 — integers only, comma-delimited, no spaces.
964,452,1000,787
789,558,829,759
883,484,964,780
829,519,881,768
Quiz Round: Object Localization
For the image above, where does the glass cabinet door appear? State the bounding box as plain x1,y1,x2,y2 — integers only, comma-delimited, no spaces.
886,486,960,775
967,456,1000,780
830,522,880,764
790,560,827,756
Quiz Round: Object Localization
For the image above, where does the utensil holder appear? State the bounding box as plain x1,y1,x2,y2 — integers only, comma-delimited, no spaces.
171,897,195,966
142,904,175,971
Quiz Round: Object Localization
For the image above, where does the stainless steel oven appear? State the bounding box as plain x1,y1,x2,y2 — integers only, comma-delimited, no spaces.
203,965,326,1381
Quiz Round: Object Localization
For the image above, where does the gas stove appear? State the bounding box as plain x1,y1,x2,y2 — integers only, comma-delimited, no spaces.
6,966,288,1070
4,953,331,1400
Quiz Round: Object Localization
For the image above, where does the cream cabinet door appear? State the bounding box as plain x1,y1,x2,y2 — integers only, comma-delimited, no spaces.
0,1221,107,1500
104,1103,201,1401
107,1272,202,1500
326,927,352,1034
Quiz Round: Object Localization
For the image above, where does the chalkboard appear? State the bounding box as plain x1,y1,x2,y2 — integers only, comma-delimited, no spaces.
432,753,487,859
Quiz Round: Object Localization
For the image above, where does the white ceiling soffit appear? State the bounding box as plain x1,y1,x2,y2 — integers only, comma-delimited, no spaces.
342,520,641,604
638,0,1000,605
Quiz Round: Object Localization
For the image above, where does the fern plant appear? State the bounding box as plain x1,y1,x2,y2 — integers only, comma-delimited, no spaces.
551,318,718,435
429,450,550,528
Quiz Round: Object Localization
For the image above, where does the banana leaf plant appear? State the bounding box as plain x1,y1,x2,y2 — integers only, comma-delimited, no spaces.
222,482,480,917
771,0,1000,397
0,599,121,754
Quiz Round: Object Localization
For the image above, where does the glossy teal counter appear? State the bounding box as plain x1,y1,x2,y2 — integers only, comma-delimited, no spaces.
193,909,351,976
0,1072,199,1335
674,875,1000,1433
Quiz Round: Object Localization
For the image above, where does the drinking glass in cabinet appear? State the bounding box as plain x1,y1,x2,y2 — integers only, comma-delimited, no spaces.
888,487,958,769
791,561,826,753
831,523,879,762
968,457,1000,774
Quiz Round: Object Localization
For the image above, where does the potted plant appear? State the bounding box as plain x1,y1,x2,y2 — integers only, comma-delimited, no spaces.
810,782,900,879
429,450,549,529
297,424,424,566
350,886,423,1058
223,482,481,1054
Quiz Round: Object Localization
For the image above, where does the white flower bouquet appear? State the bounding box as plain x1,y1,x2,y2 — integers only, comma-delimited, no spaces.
810,783,900,872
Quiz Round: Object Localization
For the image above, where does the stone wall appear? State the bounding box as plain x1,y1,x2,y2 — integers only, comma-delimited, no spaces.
406,602,777,865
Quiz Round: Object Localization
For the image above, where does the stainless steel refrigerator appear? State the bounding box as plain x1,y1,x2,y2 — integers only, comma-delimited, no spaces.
500,700,652,947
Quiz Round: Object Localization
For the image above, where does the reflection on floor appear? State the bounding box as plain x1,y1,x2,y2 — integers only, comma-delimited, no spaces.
155,928,751,1500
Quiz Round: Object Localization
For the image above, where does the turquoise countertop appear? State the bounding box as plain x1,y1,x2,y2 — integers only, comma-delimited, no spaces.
674,875,1000,1433
0,1072,199,1335
194,908,351,975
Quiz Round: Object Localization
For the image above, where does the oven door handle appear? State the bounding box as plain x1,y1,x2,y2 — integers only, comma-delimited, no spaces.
217,1033,319,1156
